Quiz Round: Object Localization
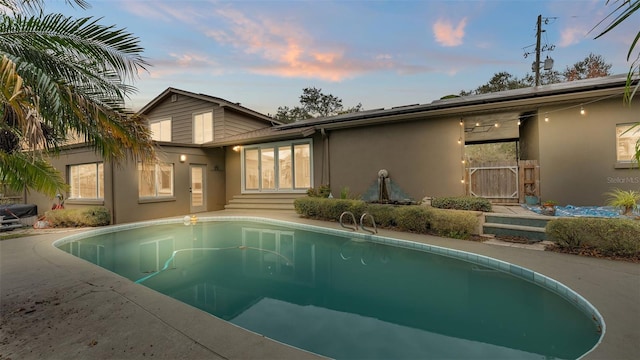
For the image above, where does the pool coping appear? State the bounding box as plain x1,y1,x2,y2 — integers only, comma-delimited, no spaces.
52,215,606,359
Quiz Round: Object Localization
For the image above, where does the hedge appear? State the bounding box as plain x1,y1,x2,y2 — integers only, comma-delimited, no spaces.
44,206,111,227
294,197,479,240
546,218,640,257
431,196,492,212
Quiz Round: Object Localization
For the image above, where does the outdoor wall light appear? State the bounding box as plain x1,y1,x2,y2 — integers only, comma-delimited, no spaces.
232,145,241,152
544,113,549,122
580,105,585,115
180,154,187,162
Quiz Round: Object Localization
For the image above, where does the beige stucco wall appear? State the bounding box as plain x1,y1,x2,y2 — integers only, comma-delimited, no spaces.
26,145,226,224
537,97,639,206
323,117,464,201
519,112,540,161
225,147,242,204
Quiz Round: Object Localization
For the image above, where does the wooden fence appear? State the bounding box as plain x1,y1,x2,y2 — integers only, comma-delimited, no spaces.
466,160,539,204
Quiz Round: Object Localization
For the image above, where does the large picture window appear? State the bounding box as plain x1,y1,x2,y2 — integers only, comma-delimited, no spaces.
150,118,172,142
242,141,312,192
138,163,174,198
193,111,213,144
616,123,640,163
69,163,104,199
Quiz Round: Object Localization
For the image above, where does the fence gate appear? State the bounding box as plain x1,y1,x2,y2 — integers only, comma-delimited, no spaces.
467,161,519,203
466,160,540,204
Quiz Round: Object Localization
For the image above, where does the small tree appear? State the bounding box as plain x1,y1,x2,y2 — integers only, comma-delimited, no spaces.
275,87,362,123
562,53,612,81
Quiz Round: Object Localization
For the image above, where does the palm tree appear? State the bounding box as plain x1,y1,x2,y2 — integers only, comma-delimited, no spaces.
0,0,155,197
595,0,640,166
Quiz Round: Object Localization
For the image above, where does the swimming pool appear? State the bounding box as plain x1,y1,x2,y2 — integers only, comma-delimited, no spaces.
55,217,604,359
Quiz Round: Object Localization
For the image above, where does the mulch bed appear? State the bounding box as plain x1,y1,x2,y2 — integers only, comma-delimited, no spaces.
544,243,640,263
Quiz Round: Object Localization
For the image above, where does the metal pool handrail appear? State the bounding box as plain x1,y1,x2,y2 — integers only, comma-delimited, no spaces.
360,213,377,234
339,211,358,231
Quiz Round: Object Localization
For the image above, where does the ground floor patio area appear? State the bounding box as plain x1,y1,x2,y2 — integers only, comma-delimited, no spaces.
1,210,638,359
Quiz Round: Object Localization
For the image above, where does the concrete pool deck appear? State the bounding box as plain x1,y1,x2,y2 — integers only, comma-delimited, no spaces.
1,210,639,359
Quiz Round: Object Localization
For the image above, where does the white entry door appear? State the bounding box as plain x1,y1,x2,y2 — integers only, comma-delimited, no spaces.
190,165,206,213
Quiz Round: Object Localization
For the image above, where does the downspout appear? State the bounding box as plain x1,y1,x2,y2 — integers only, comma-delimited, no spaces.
110,161,116,224
321,128,330,186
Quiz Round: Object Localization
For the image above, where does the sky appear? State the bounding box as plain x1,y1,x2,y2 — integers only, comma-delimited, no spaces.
45,0,636,115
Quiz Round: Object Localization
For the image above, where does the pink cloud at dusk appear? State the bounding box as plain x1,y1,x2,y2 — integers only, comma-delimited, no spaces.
123,1,203,25
558,25,587,47
433,17,467,47
144,53,222,79
206,8,363,81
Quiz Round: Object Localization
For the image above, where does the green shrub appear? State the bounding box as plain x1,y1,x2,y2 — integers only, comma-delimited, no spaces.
294,199,482,240
430,208,478,239
364,204,397,228
546,218,640,257
44,206,111,227
306,184,331,198
431,196,492,212
394,206,431,233
294,197,322,218
319,199,366,220
604,188,640,215
294,197,366,220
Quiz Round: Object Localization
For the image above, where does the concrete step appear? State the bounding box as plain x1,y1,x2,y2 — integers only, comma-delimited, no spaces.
224,194,304,211
485,213,552,228
1,223,23,231
231,194,307,200
229,198,298,204
224,203,296,210
483,222,547,242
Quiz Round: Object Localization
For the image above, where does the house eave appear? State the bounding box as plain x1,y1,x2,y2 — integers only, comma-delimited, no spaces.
137,87,280,126
276,74,635,131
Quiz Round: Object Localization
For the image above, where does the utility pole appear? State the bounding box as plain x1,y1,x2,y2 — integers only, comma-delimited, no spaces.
535,15,542,86
524,15,555,86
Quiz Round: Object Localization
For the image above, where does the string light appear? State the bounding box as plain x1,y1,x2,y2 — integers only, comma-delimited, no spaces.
459,119,464,126
539,93,622,124
475,122,480,126
517,120,521,126
494,123,499,127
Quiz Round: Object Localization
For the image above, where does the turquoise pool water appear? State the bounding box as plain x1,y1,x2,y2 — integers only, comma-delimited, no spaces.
55,218,603,359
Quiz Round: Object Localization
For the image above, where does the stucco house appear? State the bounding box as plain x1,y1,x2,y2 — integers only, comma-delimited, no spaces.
25,74,638,224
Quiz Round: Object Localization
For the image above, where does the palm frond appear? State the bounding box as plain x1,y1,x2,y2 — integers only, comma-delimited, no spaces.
0,1,90,15
0,150,68,196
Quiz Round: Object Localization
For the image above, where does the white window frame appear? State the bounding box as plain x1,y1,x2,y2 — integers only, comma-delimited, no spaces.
193,111,213,144
150,118,172,142
240,140,313,193
616,123,640,164
138,162,175,199
68,162,104,200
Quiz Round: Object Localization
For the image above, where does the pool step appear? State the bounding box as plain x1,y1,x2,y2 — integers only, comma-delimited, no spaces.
1,217,23,232
225,194,306,211
483,213,553,242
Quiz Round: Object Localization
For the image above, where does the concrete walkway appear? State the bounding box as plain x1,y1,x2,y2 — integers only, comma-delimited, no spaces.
1,210,639,359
